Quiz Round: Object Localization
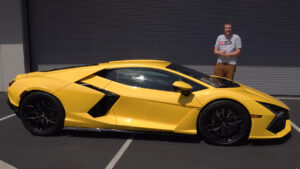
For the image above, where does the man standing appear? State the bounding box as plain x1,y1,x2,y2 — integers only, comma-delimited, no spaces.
214,22,242,80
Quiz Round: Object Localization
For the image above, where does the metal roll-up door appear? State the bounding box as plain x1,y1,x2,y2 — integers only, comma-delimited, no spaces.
26,0,300,95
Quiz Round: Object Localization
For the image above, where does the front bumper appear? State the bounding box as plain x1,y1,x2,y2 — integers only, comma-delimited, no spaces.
267,110,289,134
249,119,291,139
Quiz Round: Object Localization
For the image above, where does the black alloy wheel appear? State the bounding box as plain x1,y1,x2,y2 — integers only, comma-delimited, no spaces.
19,91,65,136
198,100,251,145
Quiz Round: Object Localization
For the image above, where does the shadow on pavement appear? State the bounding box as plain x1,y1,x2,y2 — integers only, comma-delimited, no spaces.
60,129,203,144
59,128,291,146
249,132,292,146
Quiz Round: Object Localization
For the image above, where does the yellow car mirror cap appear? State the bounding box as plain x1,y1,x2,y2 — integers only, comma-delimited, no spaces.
172,81,192,90
172,81,192,96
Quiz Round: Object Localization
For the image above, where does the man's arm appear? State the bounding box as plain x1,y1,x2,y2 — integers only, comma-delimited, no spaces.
214,47,226,56
214,36,225,56
224,48,241,58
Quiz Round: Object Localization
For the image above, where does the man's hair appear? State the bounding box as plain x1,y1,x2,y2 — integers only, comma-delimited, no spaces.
224,22,233,28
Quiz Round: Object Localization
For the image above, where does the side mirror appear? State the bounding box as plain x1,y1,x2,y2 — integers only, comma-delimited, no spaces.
172,81,192,96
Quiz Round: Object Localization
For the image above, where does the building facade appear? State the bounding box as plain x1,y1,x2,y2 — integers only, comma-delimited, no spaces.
1,0,299,95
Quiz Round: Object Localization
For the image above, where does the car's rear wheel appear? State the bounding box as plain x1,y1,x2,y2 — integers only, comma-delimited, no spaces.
198,100,251,145
19,91,65,136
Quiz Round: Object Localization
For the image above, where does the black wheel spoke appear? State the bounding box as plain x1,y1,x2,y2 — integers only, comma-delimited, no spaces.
220,108,226,119
46,119,56,125
208,126,221,132
215,110,222,121
25,105,34,109
226,109,235,120
25,116,40,121
227,119,242,125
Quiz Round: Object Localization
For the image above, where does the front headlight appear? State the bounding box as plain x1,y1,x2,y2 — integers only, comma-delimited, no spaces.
257,102,289,116
257,101,289,133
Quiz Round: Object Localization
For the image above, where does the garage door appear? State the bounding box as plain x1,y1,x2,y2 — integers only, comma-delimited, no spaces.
26,0,300,95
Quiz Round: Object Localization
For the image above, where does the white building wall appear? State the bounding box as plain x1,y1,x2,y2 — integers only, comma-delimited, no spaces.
0,0,25,91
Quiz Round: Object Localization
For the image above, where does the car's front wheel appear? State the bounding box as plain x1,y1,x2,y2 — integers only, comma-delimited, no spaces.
19,91,65,136
198,100,251,145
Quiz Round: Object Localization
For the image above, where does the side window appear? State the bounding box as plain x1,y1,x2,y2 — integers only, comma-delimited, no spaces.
97,68,206,92
96,69,117,81
180,77,207,92
117,68,179,91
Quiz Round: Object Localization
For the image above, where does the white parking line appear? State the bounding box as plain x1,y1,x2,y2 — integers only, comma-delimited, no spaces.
105,137,133,169
291,121,300,133
0,160,17,169
0,114,15,122
276,97,300,100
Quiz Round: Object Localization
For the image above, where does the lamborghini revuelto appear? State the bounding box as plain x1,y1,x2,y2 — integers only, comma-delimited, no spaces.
7,60,291,145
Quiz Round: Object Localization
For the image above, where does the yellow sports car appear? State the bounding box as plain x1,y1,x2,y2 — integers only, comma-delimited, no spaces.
7,60,291,145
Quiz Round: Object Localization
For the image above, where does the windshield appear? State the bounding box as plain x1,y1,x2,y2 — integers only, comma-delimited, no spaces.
166,63,239,88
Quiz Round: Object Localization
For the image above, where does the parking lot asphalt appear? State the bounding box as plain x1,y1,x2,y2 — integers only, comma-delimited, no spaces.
283,99,300,125
1,92,299,169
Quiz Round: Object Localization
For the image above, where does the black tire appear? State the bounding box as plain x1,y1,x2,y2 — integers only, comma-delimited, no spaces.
19,91,65,136
198,100,251,145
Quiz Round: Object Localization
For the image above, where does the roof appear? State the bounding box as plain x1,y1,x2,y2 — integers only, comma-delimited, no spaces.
100,59,171,68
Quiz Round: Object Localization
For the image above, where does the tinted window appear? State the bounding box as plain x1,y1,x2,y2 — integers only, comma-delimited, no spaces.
117,68,179,91
97,68,206,92
167,63,209,79
96,69,117,81
181,77,207,91
167,63,239,88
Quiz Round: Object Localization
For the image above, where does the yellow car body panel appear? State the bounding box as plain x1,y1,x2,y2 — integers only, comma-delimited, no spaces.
7,76,69,107
7,59,291,141
105,80,202,133
192,87,291,139
7,64,106,106
56,82,117,128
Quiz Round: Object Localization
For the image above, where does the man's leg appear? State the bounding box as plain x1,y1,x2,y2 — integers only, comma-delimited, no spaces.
224,64,236,80
214,63,225,77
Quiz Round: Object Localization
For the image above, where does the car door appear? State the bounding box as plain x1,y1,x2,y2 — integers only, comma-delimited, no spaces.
101,67,204,132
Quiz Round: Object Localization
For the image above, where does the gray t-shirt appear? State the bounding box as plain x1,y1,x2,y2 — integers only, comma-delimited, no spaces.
215,34,242,65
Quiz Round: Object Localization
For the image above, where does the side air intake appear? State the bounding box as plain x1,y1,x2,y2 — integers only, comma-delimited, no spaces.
76,82,120,117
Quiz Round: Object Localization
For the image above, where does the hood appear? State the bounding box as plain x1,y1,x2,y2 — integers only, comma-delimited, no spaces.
238,83,289,110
